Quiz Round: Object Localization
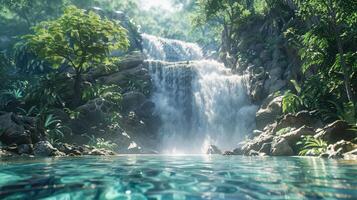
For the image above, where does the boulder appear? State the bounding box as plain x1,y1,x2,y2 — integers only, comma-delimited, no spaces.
97,64,150,88
206,145,222,155
241,134,274,155
0,112,42,145
259,142,272,155
274,110,320,132
271,138,294,156
72,98,113,134
33,141,64,157
278,126,316,152
255,94,283,130
232,147,244,155
121,92,146,112
315,120,355,143
320,140,356,159
54,143,83,156
116,51,145,70
18,144,33,154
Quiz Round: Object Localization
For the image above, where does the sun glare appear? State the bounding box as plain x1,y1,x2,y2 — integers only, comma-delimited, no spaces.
139,0,180,12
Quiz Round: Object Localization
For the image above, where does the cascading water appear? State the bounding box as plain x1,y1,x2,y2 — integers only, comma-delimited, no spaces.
143,34,258,153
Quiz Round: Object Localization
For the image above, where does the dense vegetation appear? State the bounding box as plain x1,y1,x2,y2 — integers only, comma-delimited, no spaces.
0,0,356,156
0,1,133,150
193,0,356,155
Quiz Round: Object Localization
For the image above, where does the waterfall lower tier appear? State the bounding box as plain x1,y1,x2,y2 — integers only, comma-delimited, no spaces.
148,60,257,153
143,34,257,153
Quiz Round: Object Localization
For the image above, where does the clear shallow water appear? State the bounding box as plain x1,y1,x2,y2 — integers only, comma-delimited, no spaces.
0,156,356,200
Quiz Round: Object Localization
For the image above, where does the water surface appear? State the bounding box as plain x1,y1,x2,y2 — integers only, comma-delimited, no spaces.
0,155,356,199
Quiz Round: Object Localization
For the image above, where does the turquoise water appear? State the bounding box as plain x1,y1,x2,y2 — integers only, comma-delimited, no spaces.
0,156,356,200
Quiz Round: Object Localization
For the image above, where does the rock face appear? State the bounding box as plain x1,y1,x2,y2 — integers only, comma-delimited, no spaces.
206,145,222,155
315,121,355,144
271,138,294,156
0,112,43,145
240,111,322,156
121,92,147,113
255,94,283,130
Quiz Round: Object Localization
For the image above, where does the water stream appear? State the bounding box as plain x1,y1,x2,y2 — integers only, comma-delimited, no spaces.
142,34,258,153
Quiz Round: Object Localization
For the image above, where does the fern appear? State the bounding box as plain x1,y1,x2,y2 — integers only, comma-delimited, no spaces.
298,136,327,156
282,91,303,114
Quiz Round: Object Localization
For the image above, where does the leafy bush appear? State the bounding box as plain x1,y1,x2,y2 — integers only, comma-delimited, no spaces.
297,135,328,156
276,127,293,135
82,84,122,106
43,114,71,144
282,91,303,114
85,134,118,151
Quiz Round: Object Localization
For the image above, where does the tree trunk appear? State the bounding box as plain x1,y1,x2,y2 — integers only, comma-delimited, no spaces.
329,5,353,101
335,35,353,101
72,72,82,107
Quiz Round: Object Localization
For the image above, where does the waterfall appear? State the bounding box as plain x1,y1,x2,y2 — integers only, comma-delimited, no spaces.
143,34,257,153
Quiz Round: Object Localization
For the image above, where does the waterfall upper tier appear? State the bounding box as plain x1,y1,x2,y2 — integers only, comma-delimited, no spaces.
142,33,203,62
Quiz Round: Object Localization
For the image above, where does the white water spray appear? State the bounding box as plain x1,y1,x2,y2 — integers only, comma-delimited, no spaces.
143,34,257,153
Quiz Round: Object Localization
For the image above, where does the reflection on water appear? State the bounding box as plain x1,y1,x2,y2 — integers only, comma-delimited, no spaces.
0,156,356,199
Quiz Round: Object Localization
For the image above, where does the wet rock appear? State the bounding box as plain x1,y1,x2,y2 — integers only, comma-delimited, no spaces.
0,149,16,157
255,94,283,130
271,138,294,156
54,143,83,155
33,141,63,157
18,144,33,154
89,148,115,156
223,151,235,155
4,144,18,153
315,120,355,143
241,133,274,155
259,143,271,155
343,149,357,160
232,147,244,155
320,140,356,159
206,145,222,154
248,150,260,156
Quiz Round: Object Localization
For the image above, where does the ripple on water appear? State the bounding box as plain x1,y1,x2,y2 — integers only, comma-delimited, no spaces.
0,156,356,200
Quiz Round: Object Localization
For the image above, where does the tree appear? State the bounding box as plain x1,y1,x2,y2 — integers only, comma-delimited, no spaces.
24,5,129,106
0,0,66,28
295,0,356,101
193,0,253,56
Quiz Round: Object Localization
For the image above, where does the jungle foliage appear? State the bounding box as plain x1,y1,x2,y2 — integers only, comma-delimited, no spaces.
0,2,131,147
194,0,356,152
